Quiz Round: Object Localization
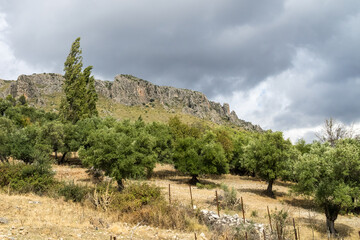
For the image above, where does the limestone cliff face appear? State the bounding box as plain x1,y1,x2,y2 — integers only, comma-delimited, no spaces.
2,73,262,131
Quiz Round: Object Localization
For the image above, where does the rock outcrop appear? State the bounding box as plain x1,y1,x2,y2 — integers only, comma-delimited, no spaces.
1,73,262,131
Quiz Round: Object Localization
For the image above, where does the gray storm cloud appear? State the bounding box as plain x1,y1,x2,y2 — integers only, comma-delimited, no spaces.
1,0,360,140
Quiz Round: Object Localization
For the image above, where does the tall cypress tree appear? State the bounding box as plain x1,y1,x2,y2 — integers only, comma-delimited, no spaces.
83,66,98,118
60,37,98,123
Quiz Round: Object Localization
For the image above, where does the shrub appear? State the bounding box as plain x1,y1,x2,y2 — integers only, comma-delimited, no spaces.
0,163,23,186
0,163,54,195
111,182,163,212
90,181,114,211
124,182,162,205
59,182,90,202
220,184,241,210
271,209,290,239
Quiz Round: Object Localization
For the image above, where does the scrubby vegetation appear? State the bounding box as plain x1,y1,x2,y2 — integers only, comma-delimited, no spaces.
1,93,360,236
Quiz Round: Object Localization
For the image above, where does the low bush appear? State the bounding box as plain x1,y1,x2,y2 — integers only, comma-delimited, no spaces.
58,181,91,202
111,182,163,212
0,163,54,195
220,184,241,210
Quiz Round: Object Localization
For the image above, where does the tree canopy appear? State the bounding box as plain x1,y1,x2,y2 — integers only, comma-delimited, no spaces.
173,131,229,184
79,119,157,190
60,37,98,123
293,140,360,234
244,131,292,196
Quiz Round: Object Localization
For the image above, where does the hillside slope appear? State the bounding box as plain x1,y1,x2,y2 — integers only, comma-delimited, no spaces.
0,73,261,131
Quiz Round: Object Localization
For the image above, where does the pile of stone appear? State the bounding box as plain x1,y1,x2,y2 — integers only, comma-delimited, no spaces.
200,210,267,239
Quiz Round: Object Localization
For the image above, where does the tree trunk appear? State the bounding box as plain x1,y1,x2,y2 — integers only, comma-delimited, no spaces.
189,175,200,185
55,151,58,161
265,179,275,197
324,204,340,234
117,179,124,191
59,152,67,164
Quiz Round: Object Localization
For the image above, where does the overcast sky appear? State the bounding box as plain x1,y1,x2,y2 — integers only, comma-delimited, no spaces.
1,0,360,142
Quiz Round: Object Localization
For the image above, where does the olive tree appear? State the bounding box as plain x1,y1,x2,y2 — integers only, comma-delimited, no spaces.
38,121,64,161
79,120,156,190
293,140,360,234
244,131,292,196
173,131,229,184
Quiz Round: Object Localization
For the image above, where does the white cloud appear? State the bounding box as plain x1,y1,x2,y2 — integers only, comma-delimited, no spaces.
283,125,321,143
215,48,327,140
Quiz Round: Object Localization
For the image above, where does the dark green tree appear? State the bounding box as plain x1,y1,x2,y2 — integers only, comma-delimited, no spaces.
230,131,254,175
0,98,11,116
293,140,360,234
244,131,292,196
79,120,157,191
60,37,98,123
18,95,27,106
173,131,229,184
59,122,81,164
215,128,234,161
83,66,98,118
10,125,53,165
10,125,40,164
0,117,15,162
38,121,65,161
294,138,311,155
146,122,173,163
6,95,16,107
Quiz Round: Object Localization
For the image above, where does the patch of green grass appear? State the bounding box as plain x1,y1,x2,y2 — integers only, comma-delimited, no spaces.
196,182,219,189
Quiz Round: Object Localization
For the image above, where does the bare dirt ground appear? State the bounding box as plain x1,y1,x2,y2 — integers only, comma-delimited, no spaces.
1,163,360,239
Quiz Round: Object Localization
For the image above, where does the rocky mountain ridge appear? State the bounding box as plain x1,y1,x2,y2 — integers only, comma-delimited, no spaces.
0,73,262,131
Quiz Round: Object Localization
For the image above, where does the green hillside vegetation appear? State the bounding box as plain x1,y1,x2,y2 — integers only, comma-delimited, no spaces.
33,94,222,130
1,95,360,235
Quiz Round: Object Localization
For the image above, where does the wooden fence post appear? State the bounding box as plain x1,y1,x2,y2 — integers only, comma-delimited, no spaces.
189,185,194,209
263,229,266,240
293,218,298,240
267,206,273,233
241,197,245,223
169,184,171,204
215,190,220,217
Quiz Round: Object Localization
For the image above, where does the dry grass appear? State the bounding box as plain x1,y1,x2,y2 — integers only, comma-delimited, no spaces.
0,191,196,239
2,163,360,239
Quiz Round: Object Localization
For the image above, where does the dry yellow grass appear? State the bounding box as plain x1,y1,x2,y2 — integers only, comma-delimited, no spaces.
0,191,196,239
2,164,360,239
